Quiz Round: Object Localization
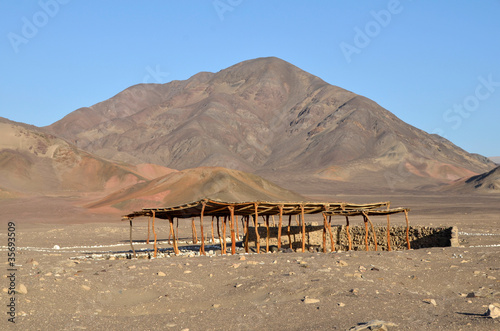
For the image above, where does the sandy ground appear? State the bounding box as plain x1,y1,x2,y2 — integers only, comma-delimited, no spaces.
1,193,499,330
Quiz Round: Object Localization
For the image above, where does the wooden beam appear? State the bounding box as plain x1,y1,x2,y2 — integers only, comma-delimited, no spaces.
129,219,136,258
277,205,283,250
301,204,306,253
254,203,260,254
229,206,236,255
200,201,206,255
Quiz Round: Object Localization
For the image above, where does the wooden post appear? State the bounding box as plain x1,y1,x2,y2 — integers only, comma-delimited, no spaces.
287,214,292,249
322,213,327,253
235,214,240,240
244,216,250,253
229,206,236,255
168,215,179,255
152,210,157,257
129,219,136,258
217,216,221,243
199,201,206,255
404,210,410,250
386,203,392,251
364,212,378,251
345,216,352,251
272,215,276,227
254,203,260,253
327,215,335,252
211,216,215,243
265,215,270,253
192,218,198,244
277,205,283,250
301,204,306,253
147,216,150,245
363,214,369,251
222,216,227,254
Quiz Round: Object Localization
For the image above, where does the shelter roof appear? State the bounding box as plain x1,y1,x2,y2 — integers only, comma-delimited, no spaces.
123,198,409,220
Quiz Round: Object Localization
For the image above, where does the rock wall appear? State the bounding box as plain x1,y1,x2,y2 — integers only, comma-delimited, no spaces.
244,224,459,251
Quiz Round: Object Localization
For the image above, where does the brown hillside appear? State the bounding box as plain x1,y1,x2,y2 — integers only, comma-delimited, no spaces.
87,167,305,212
443,166,500,194
0,118,175,195
45,57,495,190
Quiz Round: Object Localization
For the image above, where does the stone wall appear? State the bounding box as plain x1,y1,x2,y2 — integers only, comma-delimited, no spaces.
244,224,459,251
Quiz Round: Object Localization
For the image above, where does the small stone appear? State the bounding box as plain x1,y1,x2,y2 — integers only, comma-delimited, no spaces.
239,256,246,261
302,296,320,304
349,288,359,296
53,245,60,250
486,303,500,319
423,299,437,306
157,272,166,277
247,261,259,265
231,263,241,269
81,285,90,291
348,320,398,331
473,270,481,275
337,260,348,267
235,284,243,288
338,302,346,307
31,261,39,266
184,270,192,274
128,265,136,269
487,275,496,280
17,284,28,294
212,304,221,309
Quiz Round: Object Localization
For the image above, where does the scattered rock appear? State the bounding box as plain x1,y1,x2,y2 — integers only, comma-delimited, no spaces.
337,260,348,267
338,302,346,307
423,299,437,306
349,320,398,331
302,296,320,304
17,284,28,294
486,303,500,319
212,304,221,309
234,284,243,288
184,270,192,274
247,261,259,265
81,285,90,291
53,245,60,250
157,272,166,277
349,288,359,296
239,256,246,261
231,263,241,269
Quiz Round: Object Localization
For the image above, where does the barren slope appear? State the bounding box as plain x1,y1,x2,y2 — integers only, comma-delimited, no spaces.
0,117,175,195
87,166,305,212
45,57,495,189
443,166,500,194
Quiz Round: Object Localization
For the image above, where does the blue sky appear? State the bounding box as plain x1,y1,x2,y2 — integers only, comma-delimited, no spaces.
1,1,499,157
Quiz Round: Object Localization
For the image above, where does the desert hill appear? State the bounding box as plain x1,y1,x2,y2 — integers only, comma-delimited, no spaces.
45,57,494,190
444,166,500,194
87,166,305,212
0,117,175,195
489,156,500,164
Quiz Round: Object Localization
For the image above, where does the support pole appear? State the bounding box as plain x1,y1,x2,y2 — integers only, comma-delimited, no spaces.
129,219,136,258
244,216,250,253
301,204,306,253
168,215,179,255
192,218,198,244
265,215,270,253
199,201,206,255
254,203,260,254
235,214,240,240
229,206,236,255
404,210,410,250
363,214,369,251
277,205,283,250
364,212,378,251
287,214,292,249
211,216,215,243
345,216,352,251
152,210,157,257
327,215,335,252
147,216,150,245
386,202,392,251
322,213,327,253
222,216,227,254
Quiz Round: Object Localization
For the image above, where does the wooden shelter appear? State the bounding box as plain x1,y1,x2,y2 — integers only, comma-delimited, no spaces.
122,199,410,257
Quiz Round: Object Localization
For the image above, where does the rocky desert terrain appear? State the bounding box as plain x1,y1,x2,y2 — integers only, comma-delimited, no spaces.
1,57,499,330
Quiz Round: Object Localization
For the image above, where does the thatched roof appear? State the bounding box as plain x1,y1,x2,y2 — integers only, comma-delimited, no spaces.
123,198,409,220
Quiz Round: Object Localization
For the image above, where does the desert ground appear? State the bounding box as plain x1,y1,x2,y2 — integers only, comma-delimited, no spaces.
1,193,499,331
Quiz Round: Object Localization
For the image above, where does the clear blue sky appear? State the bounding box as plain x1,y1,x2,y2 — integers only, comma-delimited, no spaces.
1,1,499,156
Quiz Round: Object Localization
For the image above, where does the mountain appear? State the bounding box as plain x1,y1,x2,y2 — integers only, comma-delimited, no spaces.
443,166,500,194
87,166,305,212
0,117,175,195
489,156,500,164
45,57,495,190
